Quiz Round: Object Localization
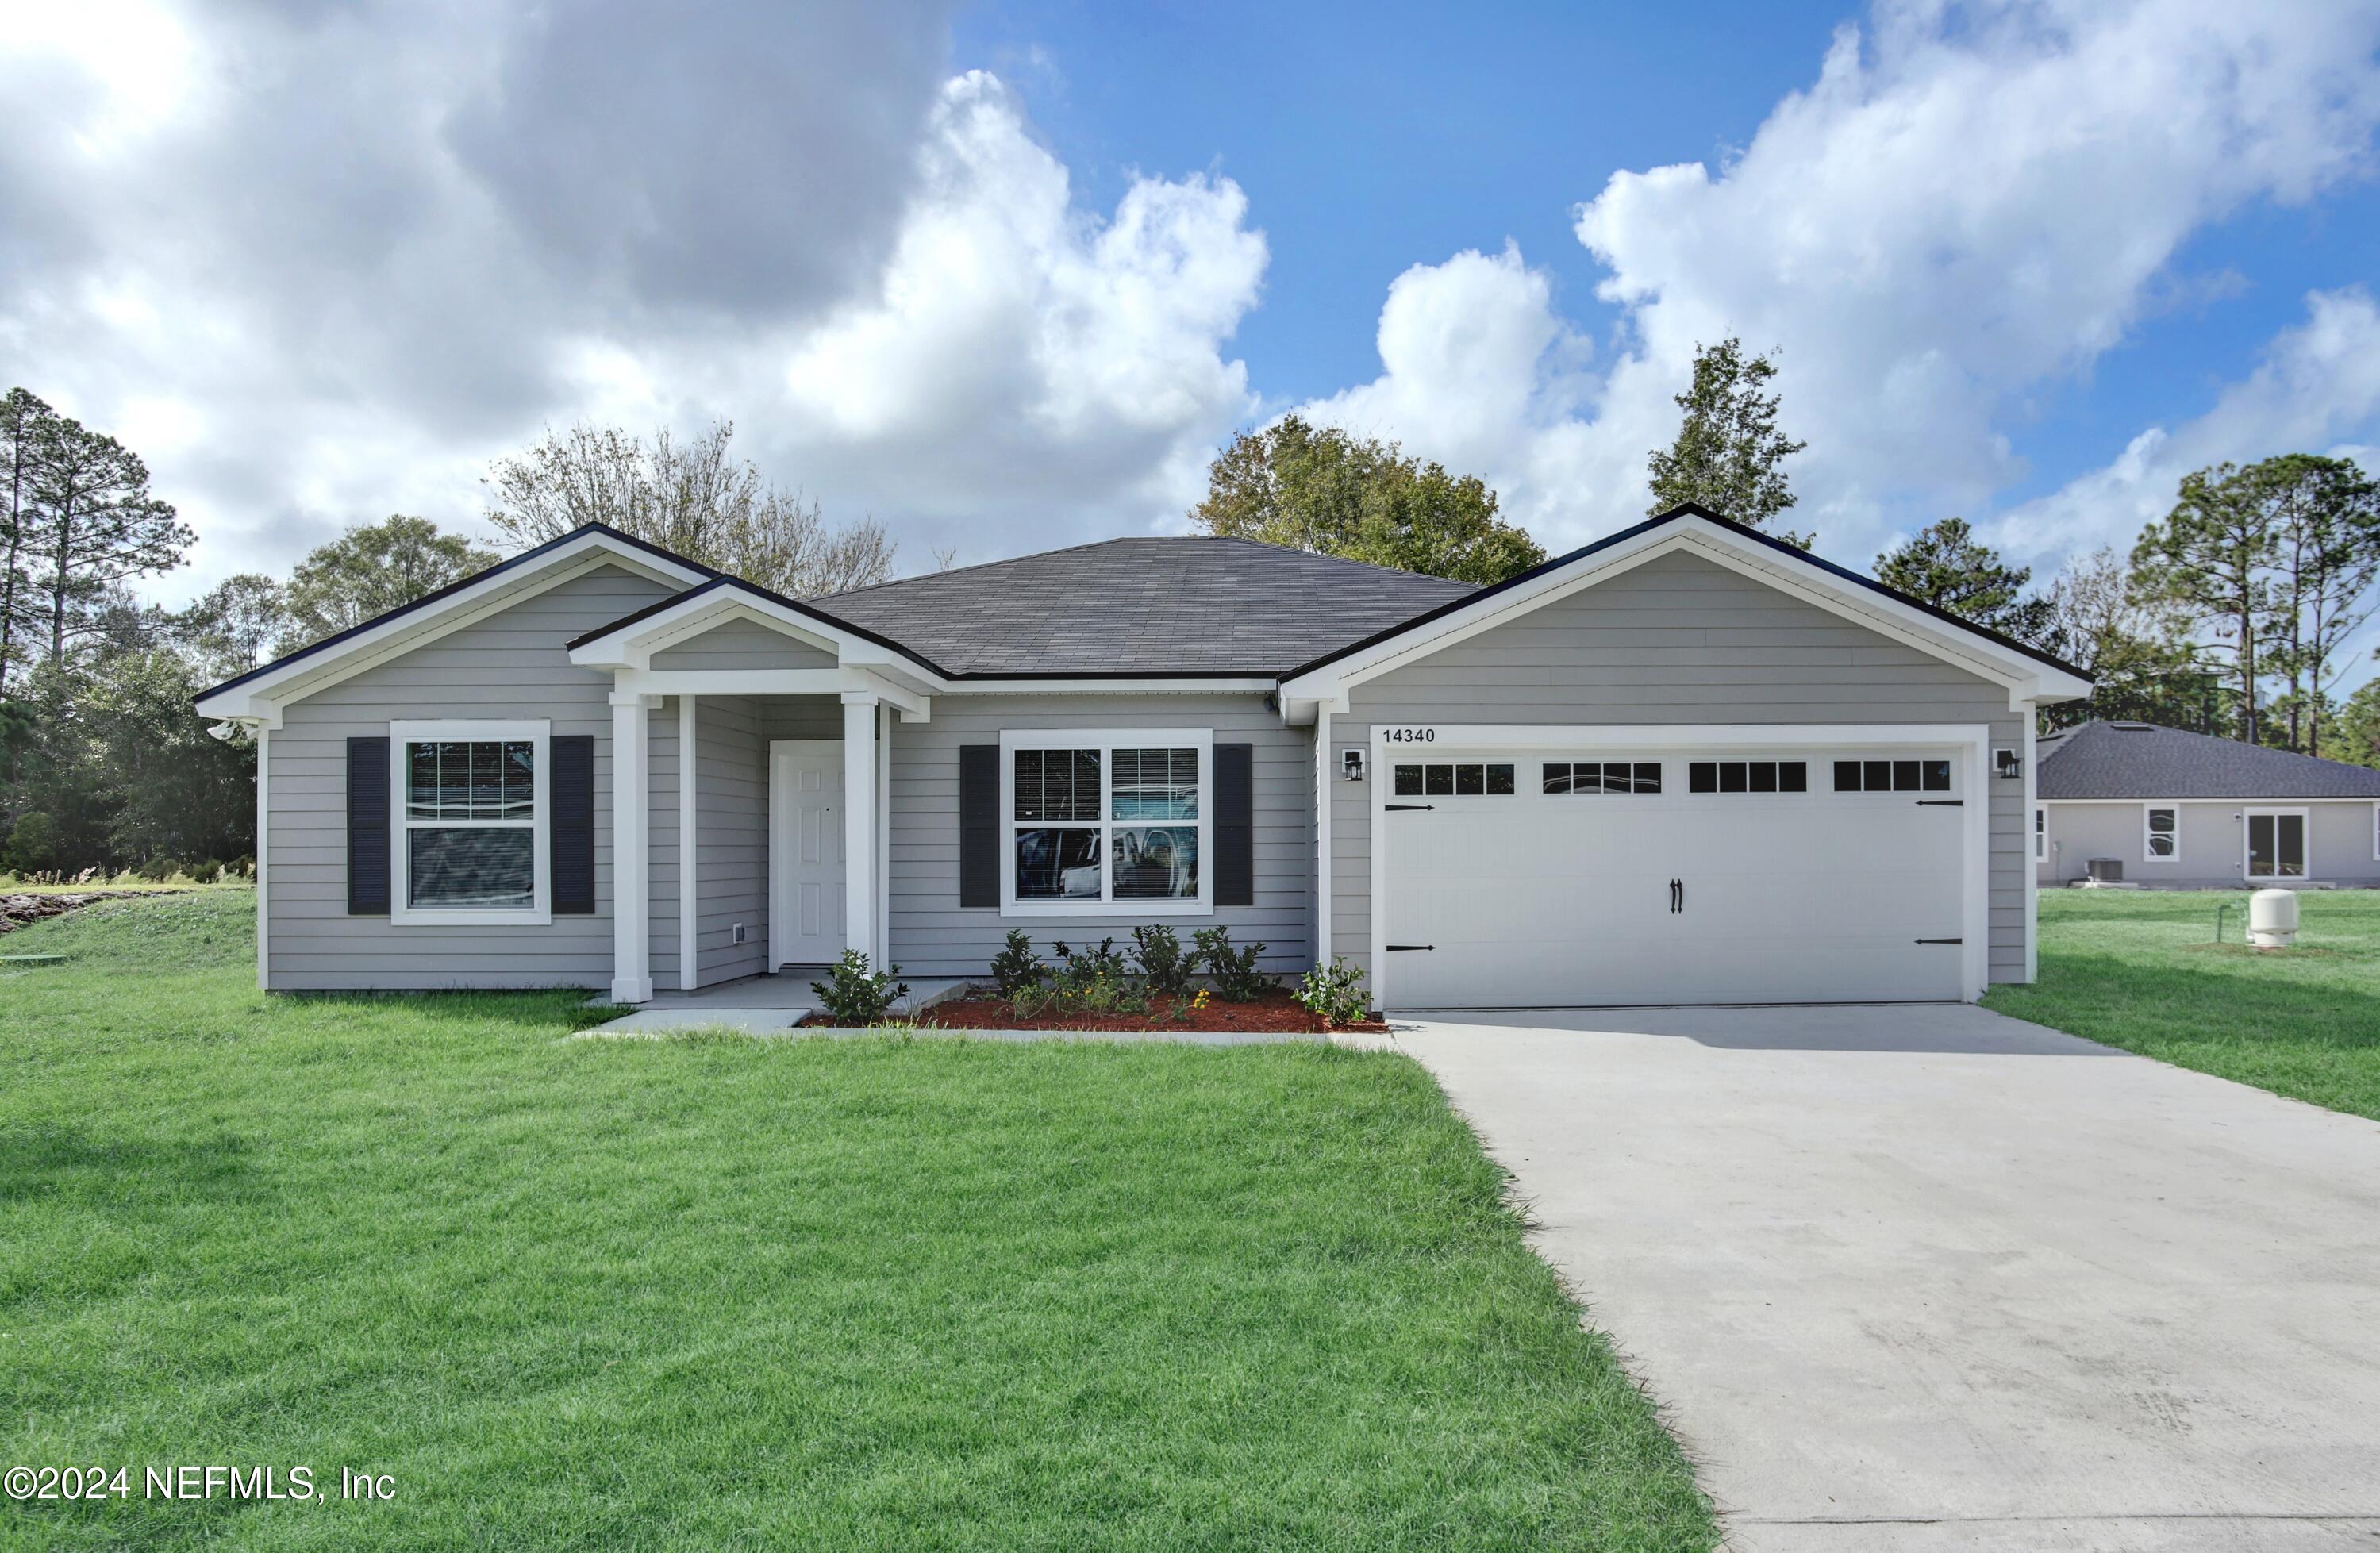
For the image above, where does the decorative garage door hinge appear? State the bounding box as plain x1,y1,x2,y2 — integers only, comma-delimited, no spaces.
1385,803,1435,811
1386,944,1436,951
1913,937,1963,944
1914,799,1963,806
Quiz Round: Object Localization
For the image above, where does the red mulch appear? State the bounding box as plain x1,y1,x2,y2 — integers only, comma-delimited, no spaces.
802,986,1387,1035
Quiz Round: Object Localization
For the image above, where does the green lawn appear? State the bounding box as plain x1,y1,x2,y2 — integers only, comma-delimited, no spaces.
0,893,1712,1551
1985,888,2380,1122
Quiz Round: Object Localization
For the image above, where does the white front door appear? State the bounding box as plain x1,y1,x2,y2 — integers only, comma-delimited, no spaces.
1380,746,1971,1007
769,740,845,967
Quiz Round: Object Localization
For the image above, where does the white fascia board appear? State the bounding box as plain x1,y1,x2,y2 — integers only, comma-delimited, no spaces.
195,534,708,721
568,580,954,696
1279,520,2092,707
941,676,1276,695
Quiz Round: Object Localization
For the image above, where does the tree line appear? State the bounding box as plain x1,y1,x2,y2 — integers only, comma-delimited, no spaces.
0,401,898,879
1194,339,2380,766
6,352,2374,881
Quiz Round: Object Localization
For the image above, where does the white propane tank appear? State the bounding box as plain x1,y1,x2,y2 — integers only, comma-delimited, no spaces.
2247,888,2300,949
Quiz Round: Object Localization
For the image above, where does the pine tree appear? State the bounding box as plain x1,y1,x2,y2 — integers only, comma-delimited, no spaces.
1646,338,1810,547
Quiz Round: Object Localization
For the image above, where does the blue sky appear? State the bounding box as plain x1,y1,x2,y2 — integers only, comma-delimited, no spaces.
6,0,2380,684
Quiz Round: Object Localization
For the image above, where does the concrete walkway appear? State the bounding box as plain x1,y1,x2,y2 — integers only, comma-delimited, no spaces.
1386,1004,2380,1552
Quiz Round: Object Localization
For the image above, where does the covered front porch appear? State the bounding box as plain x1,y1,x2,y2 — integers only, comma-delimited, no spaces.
602,682,920,1005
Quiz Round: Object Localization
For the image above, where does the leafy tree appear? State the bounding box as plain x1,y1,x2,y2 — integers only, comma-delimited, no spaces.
483,418,894,597
2332,676,2380,769
21,410,194,665
3,810,57,874
1874,517,2055,644
2132,462,2283,745
0,389,52,695
1190,414,1546,584
179,572,290,679
2037,545,2217,732
1646,337,1810,547
2253,455,2380,757
283,516,497,647
82,648,255,863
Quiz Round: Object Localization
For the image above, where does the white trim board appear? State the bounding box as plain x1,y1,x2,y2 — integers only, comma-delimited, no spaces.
1366,722,1994,1008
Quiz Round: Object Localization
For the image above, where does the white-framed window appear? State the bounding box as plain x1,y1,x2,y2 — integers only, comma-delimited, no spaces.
2244,807,2307,882
998,728,1212,917
2034,806,2047,863
390,719,551,925
2143,805,2179,862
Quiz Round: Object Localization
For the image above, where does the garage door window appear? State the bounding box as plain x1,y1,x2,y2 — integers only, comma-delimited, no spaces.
1394,762,1515,796
1832,759,1951,793
1543,761,1661,794
1688,760,1805,794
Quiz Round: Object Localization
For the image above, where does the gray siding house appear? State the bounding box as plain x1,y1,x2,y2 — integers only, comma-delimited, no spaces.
198,506,2092,1009
2036,720,2380,890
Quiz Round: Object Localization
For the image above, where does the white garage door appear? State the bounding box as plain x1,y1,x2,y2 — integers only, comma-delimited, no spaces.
1378,747,1970,1007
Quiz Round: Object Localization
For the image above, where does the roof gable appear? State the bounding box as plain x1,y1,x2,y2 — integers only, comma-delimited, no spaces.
2039,721,2380,799
195,525,713,724
1277,505,2093,716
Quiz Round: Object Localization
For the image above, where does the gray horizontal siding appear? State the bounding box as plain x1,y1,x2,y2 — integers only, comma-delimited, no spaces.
1332,549,2032,990
265,564,676,991
886,694,1313,978
650,617,836,671
694,694,767,984
2043,798,2380,889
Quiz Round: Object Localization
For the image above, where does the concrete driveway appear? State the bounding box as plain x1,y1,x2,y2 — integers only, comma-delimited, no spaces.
1388,1005,2380,1552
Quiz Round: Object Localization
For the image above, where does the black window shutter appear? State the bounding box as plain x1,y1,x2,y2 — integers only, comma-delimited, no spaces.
959,744,999,907
1215,743,1254,907
551,734,595,914
347,736,390,915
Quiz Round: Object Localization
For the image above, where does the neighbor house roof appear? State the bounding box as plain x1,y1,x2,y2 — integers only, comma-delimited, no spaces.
799,536,1478,677
2037,721,2380,799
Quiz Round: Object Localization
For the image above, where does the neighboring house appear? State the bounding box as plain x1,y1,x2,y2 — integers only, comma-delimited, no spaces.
2036,720,2380,890
196,505,2091,1009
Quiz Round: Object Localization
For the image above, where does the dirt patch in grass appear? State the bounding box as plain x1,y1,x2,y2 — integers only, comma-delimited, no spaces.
0,889,187,934
806,986,1389,1035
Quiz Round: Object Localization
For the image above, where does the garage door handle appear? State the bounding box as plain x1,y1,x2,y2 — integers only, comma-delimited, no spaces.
1914,937,1963,944
1386,944,1434,951
1915,799,1963,806
1669,878,1682,913
1386,803,1435,812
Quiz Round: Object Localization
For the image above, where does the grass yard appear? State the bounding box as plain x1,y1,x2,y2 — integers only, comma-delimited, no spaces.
1985,888,2380,1122
0,893,1713,1551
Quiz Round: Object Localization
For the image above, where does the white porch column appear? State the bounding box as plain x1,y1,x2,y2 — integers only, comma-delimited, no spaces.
842,693,880,965
610,690,656,1004
678,695,700,991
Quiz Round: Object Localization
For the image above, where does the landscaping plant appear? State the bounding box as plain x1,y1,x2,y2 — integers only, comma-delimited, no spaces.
1129,922,1198,998
990,928,1044,996
1295,956,1371,1028
809,949,910,1024
1192,926,1271,1002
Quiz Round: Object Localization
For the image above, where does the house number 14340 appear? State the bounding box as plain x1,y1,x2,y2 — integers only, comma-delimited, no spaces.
1380,728,1436,744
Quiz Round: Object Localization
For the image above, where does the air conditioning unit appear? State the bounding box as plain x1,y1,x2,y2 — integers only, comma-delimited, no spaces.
2086,858,2124,883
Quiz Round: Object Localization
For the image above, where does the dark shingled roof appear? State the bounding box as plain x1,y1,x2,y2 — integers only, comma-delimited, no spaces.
803,536,1478,676
2037,721,2380,799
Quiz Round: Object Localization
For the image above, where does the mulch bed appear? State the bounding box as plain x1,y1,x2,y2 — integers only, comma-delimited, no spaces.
802,986,1388,1035
0,890,189,934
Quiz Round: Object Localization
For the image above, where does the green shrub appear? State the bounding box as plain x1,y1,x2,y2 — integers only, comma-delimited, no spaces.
136,855,179,883
809,951,911,1025
990,928,1044,996
1192,927,1271,1002
1050,938,1125,987
1129,923,1197,998
1295,957,1371,1028
3,812,57,874
190,858,224,885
